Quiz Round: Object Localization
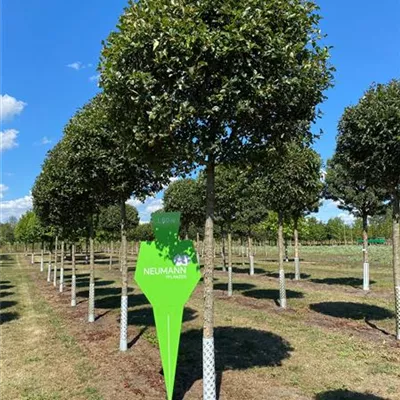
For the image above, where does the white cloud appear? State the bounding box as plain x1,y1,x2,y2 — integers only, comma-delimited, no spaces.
0,195,32,222
126,196,164,223
162,176,180,189
338,212,355,225
0,184,8,199
0,129,19,152
67,61,83,70
41,136,52,145
1,94,26,121
67,61,93,71
325,199,342,208
89,74,100,82
146,198,163,213
126,198,142,207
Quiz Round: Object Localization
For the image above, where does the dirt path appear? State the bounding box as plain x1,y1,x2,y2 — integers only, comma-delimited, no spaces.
0,254,104,399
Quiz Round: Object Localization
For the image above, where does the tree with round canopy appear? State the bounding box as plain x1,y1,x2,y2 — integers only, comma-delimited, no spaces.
163,178,204,240
325,155,387,290
61,93,167,350
100,0,333,395
334,80,400,338
251,141,322,306
14,210,43,261
97,203,140,269
33,138,97,303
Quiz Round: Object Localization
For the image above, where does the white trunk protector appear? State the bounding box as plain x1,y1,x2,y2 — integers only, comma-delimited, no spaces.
71,274,76,307
119,295,128,351
363,262,370,291
203,337,216,400
279,268,287,308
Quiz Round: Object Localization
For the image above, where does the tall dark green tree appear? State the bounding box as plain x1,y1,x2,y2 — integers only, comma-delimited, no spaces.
163,179,204,239
98,203,139,269
33,139,94,304
234,174,269,275
100,1,333,395
14,210,42,262
335,80,400,339
252,142,322,306
325,155,386,290
61,93,166,350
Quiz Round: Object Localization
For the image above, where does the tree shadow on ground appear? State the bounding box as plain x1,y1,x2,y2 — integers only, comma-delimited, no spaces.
0,311,19,324
0,292,14,298
310,277,376,288
174,326,293,400
242,289,304,306
0,300,17,310
64,273,90,282
0,254,13,262
75,279,115,288
231,266,265,275
315,389,388,399
96,292,148,309
258,258,305,262
94,259,121,266
309,302,394,320
264,271,311,279
0,312,19,326
128,326,147,349
214,283,256,291
0,284,14,290
127,306,197,327
200,277,218,283
77,286,128,298
0,280,11,284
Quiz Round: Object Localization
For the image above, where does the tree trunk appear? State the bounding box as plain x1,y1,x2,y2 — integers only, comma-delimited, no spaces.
362,213,370,291
203,158,216,399
109,240,113,271
31,242,35,264
119,243,122,272
47,250,52,282
241,239,245,267
284,237,289,262
71,243,77,307
278,212,287,308
221,231,226,272
53,236,58,287
40,242,44,272
294,217,300,280
88,221,95,323
228,231,233,297
59,241,65,293
248,236,254,275
196,232,200,264
119,201,129,351
392,191,400,340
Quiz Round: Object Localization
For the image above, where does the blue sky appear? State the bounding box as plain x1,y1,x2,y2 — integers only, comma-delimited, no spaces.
1,0,399,223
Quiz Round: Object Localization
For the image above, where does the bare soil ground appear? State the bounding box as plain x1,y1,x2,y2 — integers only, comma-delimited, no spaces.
1,245,399,399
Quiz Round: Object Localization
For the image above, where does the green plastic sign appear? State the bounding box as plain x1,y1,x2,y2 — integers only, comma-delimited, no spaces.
135,212,201,400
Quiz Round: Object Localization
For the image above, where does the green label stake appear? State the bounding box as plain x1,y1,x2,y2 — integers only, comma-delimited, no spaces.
135,212,201,400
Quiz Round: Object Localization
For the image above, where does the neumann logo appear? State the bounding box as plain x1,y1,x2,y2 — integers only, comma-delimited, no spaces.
143,255,190,279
